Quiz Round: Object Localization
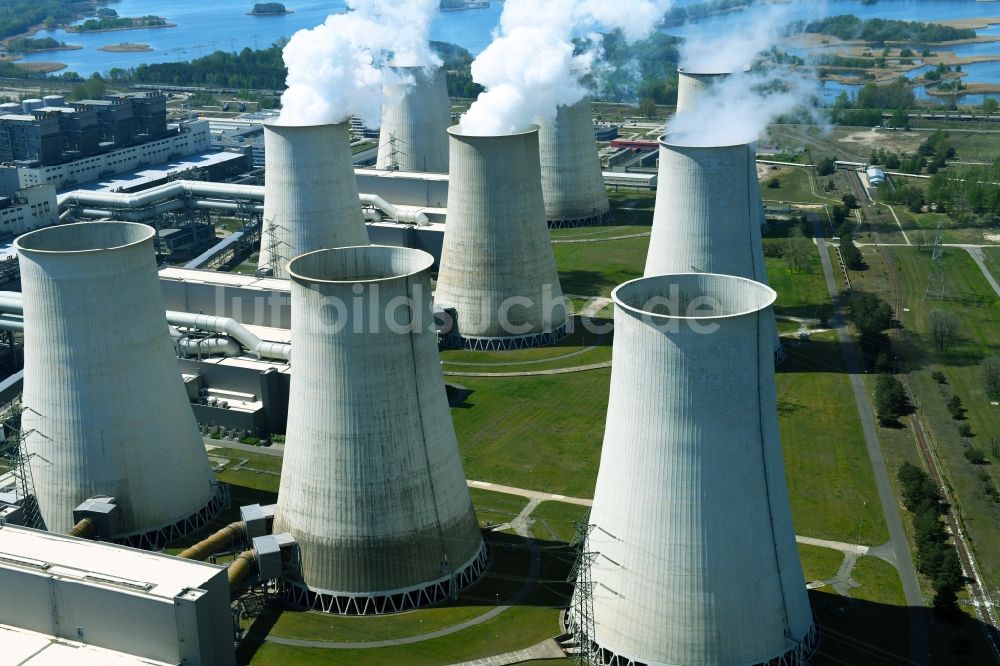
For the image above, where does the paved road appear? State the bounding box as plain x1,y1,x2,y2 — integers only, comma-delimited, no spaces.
813,229,929,664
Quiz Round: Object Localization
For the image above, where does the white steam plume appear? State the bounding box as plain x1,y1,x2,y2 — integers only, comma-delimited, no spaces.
679,4,787,73
667,71,822,147
460,0,674,135
279,0,440,126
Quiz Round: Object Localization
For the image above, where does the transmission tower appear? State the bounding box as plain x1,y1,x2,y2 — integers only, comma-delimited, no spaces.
258,217,287,278
567,518,602,666
924,221,946,300
0,403,43,529
385,133,409,172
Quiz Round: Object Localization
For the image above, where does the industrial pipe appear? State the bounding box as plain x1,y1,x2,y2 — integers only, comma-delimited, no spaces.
170,329,242,358
0,315,23,332
178,521,246,561
167,311,291,361
68,517,95,539
227,549,257,589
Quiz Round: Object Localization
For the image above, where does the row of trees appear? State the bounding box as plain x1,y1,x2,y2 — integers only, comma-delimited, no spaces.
72,15,167,33
803,15,976,44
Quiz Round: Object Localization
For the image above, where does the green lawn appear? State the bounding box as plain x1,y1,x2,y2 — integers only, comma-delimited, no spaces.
759,164,825,204
451,370,609,498
851,556,906,606
469,488,528,529
765,245,834,322
797,544,845,583
529,501,590,543
551,235,649,298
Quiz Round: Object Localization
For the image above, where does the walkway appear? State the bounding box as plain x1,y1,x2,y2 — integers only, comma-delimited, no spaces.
813,226,928,664
449,639,565,666
965,246,1000,297
444,361,611,378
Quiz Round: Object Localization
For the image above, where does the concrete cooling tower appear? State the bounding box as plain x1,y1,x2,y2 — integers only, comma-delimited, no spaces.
275,245,486,614
537,98,612,228
434,125,567,350
376,66,451,173
578,273,817,666
676,67,745,114
16,222,224,545
258,121,369,278
644,136,778,353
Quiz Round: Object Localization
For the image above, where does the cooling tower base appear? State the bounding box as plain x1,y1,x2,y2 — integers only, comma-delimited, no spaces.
547,209,615,230
282,542,490,615
579,623,820,666
114,484,231,551
440,324,568,351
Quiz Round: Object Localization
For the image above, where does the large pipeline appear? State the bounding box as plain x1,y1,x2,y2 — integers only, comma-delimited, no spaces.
58,181,430,226
227,549,257,589
177,521,246,561
67,517,95,539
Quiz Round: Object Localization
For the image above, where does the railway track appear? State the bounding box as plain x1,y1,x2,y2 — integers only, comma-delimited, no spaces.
858,169,1000,658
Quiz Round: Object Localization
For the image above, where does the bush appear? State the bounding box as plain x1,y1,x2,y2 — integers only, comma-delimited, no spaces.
983,356,1000,398
818,156,836,176
959,424,974,438
947,395,965,420
932,370,947,384
270,433,286,443
964,447,987,464
240,436,260,446
767,178,781,189
210,431,221,440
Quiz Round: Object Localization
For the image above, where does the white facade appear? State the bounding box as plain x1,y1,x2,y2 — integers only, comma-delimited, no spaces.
0,184,57,236
17,222,220,538
258,122,369,279
585,273,816,666
17,121,211,191
434,126,567,349
538,97,611,228
0,524,234,666
274,246,485,614
376,66,451,173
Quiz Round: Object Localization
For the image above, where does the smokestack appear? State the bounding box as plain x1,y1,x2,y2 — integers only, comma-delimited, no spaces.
644,136,778,353
579,272,817,666
16,222,221,540
376,66,451,173
258,122,369,279
435,126,567,350
275,245,486,614
676,67,743,114
537,97,611,228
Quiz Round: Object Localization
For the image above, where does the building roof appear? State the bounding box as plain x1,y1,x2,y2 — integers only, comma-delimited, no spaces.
0,525,225,603
1,624,169,666
74,150,244,194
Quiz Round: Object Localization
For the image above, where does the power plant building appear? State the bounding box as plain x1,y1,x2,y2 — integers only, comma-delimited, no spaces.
581,273,816,666
258,122,369,278
274,246,486,614
537,98,612,228
376,66,451,173
434,126,567,349
16,222,225,545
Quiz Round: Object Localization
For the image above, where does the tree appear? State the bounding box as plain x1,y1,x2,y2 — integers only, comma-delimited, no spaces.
767,178,781,189
840,234,866,271
984,98,999,116
785,228,811,273
947,395,965,420
875,374,908,425
638,97,657,118
928,310,959,352
842,193,859,209
817,156,836,176
983,355,1000,398
889,108,910,129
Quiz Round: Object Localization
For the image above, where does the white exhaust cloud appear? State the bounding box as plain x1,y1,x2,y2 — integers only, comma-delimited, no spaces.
460,0,675,135
279,0,440,126
679,4,786,73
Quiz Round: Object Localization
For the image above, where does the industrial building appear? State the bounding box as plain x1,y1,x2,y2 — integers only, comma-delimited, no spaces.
579,273,817,666
274,245,486,613
376,66,451,173
16,222,225,544
538,98,613,228
435,126,567,349
0,524,235,666
0,167,58,237
257,121,370,278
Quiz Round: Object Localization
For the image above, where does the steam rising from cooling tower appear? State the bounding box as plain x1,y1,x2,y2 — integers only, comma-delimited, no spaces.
16,222,223,540
376,66,451,173
275,246,486,614
259,121,369,279
580,273,817,665
460,0,674,135
280,0,440,126
435,126,567,349
678,3,785,76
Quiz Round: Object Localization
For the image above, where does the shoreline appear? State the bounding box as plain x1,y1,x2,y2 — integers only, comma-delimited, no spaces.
66,22,177,35
15,62,66,74
97,43,153,53
6,44,82,54
247,10,294,16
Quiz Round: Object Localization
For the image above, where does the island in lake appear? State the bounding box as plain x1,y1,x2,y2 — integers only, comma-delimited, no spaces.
4,37,81,53
97,42,153,53
67,16,175,33
248,3,293,16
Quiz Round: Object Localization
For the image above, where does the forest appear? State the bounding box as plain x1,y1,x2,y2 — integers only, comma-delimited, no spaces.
0,0,77,40
802,15,976,44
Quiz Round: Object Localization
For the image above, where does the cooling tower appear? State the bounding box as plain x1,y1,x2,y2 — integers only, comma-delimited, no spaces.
579,273,817,666
274,245,486,614
258,121,369,278
676,67,746,114
537,97,612,228
376,66,451,173
16,222,223,543
434,126,567,350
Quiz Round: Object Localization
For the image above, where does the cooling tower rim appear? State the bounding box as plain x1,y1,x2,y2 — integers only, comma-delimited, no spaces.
449,124,539,140
384,62,442,73
263,118,350,131
613,272,776,321
287,244,434,286
677,65,752,77
15,221,154,255
658,133,751,151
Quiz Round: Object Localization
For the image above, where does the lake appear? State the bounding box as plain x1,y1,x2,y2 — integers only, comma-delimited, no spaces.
10,0,1000,104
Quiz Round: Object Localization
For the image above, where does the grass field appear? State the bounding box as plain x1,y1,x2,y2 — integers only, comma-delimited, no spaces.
551,234,649,298
797,544,846,583
851,556,906,606
529,501,589,543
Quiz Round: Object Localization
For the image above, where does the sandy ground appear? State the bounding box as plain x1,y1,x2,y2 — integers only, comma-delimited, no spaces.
838,128,924,153
97,43,152,52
